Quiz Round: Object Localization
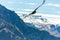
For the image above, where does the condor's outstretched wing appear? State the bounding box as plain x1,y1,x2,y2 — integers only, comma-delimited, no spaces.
24,0,45,18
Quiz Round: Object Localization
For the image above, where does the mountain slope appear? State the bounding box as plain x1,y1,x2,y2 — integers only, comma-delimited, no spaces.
21,14,60,37
0,4,60,40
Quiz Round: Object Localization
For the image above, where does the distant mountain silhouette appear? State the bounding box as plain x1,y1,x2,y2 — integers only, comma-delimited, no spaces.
0,4,60,40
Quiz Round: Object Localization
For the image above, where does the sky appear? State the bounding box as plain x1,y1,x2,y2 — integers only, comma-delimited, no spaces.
0,0,60,24
0,0,60,15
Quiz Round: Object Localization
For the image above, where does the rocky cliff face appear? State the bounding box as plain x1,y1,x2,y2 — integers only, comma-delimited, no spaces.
0,4,60,40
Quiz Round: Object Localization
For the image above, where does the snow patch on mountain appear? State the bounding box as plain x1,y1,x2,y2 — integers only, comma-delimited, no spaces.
17,13,60,37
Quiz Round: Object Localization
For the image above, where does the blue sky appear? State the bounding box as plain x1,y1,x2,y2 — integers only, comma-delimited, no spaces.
0,0,60,15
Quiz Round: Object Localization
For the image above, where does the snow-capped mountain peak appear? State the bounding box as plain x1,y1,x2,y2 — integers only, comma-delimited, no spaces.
17,13,60,37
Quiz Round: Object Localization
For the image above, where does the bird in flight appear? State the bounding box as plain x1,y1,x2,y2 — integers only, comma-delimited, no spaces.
24,0,45,18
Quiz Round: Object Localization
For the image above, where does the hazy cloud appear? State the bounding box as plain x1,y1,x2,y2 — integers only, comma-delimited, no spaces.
33,13,60,24
25,3,36,5
20,9,34,11
46,3,60,7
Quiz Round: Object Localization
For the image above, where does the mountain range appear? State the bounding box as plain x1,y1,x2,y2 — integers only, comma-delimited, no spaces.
0,4,60,40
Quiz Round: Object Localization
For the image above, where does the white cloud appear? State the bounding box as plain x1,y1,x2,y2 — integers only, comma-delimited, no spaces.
34,13,60,24
26,3,36,5
7,1,14,4
16,11,28,14
7,1,23,4
20,9,34,11
57,11,60,14
34,13,60,18
46,3,60,7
